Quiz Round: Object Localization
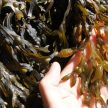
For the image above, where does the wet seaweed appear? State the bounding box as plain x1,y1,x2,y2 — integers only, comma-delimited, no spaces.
0,0,108,107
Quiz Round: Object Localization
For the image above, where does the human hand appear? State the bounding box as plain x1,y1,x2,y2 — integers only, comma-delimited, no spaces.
39,61,97,108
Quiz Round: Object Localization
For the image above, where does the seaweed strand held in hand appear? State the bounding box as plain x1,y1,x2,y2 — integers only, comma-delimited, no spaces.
0,0,108,107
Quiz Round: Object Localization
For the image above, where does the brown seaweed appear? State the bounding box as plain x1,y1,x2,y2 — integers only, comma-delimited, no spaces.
0,0,108,108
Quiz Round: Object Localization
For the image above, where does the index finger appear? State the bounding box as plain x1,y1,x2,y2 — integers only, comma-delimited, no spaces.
60,51,82,78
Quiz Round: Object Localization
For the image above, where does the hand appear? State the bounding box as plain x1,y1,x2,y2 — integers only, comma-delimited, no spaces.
39,62,108,108
39,61,92,108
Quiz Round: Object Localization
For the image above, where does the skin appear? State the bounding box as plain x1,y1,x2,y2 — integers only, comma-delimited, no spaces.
39,62,93,108
39,62,108,108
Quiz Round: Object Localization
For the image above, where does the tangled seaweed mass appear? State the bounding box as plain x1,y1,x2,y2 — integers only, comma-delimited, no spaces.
0,0,108,107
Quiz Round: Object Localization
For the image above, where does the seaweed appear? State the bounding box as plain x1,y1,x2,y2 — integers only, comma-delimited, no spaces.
0,0,108,108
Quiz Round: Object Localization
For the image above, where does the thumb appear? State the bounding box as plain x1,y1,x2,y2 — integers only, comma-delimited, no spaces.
39,62,62,108
42,62,61,86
